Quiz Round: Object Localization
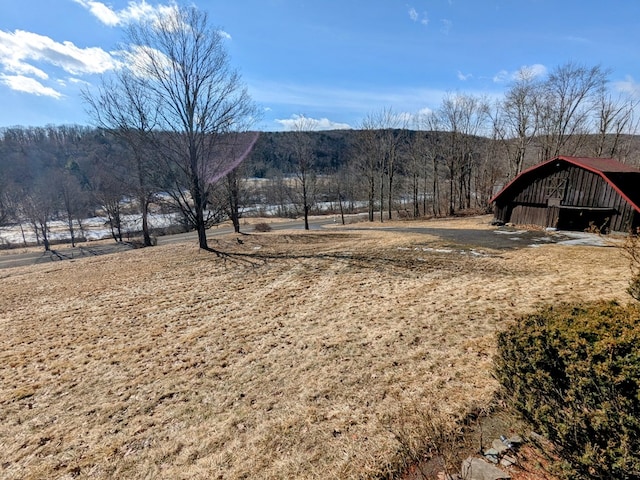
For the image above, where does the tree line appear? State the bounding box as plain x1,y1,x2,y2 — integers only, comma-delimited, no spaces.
1,4,638,251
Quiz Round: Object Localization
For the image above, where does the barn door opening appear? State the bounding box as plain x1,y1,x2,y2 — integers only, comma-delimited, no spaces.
557,208,613,233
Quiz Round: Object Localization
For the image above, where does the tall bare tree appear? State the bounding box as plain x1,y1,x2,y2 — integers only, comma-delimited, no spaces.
436,93,489,214
358,108,408,221
537,62,608,160
592,92,639,159
84,70,159,246
287,115,318,230
354,127,379,222
493,67,540,177
86,4,256,251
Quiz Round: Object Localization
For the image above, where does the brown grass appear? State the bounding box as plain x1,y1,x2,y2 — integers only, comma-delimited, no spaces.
0,216,629,479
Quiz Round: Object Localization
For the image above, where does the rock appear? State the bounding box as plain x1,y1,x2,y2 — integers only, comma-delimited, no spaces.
500,455,517,467
507,435,523,445
461,457,511,480
491,439,510,454
483,447,499,464
528,431,546,443
437,473,462,480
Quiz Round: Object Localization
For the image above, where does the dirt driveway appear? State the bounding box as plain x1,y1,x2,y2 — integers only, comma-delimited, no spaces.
342,215,617,251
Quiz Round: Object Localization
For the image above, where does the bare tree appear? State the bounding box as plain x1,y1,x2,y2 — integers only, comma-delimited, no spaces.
358,108,408,222
54,168,87,247
592,92,639,159
493,67,540,177
21,177,59,251
211,155,251,234
87,4,256,251
354,127,379,222
407,113,440,218
224,167,243,233
436,93,489,214
287,115,318,230
537,62,608,160
83,70,160,246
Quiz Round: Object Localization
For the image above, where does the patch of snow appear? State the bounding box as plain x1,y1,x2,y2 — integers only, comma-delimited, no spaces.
420,247,454,253
556,232,612,247
494,230,527,235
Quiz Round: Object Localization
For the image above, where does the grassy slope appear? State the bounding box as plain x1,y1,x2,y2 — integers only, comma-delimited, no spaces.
0,217,629,479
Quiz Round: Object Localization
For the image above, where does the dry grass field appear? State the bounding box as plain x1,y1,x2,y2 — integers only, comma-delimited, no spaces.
0,216,630,479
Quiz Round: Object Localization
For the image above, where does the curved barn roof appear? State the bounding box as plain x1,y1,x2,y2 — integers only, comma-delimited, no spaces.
491,156,640,213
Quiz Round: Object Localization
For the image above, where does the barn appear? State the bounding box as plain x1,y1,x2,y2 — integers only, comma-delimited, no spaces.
491,156,640,233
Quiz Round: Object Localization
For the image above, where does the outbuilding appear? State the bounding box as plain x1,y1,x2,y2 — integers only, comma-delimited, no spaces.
491,156,640,233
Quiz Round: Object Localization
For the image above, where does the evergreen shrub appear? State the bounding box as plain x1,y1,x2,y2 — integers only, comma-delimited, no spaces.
495,301,640,479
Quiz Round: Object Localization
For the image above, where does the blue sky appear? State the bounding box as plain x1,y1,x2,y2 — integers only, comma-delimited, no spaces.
1,0,639,131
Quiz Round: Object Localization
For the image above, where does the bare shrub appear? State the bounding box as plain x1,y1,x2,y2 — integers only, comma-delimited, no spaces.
253,222,272,232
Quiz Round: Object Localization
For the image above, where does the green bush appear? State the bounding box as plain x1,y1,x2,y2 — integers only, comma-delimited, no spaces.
495,301,640,479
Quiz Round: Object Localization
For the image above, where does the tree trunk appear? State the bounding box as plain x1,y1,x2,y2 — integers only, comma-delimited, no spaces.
229,178,241,233
194,198,208,250
40,221,50,251
66,213,76,247
413,173,419,217
379,168,384,223
141,197,152,246
368,174,375,222
302,177,310,230
387,171,394,220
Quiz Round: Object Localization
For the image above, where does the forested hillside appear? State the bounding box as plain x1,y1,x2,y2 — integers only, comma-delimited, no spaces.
1,122,639,250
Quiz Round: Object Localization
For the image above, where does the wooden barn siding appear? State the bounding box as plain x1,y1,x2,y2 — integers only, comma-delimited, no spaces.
496,165,637,231
511,205,547,226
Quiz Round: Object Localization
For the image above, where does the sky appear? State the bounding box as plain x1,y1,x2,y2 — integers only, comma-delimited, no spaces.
1,0,640,132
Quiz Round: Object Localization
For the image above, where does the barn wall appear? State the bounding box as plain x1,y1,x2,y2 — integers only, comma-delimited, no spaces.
495,163,638,232
510,205,548,226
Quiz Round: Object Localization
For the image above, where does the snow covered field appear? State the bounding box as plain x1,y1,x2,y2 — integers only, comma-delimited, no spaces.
0,213,181,247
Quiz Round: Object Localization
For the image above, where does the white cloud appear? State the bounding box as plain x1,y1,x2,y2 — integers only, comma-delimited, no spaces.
614,76,640,98
275,114,352,131
68,77,92,86
253,82,453,130
492,64,548,83
0,30,116,76
516,64,547,79
73,0,121,26
0,29,117,96
72,0,176,27
251,81,447,114
408,6,428,25
492,70,509,83
0,74,62,98
119,44,172,78
440,19,452,34
5,59,49,79
457,71,472,81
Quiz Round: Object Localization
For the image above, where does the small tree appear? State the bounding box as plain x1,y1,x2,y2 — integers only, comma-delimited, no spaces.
287,115,317,230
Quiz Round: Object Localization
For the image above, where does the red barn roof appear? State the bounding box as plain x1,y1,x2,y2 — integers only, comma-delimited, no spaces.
491,156,640,213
